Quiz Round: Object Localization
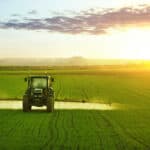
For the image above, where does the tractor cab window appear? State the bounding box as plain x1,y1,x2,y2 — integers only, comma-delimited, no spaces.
31,78,47,88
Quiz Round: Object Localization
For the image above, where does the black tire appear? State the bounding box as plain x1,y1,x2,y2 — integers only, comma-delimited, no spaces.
23,96,31,112
47,96,54,112
29,105,32,111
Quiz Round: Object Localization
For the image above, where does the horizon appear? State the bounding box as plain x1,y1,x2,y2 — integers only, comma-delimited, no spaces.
0,0,150,59
1,56,150,60
1,57,150,66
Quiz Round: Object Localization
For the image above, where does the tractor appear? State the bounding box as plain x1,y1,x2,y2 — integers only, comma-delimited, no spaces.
23,75,54,112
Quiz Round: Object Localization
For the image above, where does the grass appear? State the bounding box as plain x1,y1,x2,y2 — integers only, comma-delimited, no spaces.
0,68,150,149
0,75,26,99
0,74,150,108
0,109,149,150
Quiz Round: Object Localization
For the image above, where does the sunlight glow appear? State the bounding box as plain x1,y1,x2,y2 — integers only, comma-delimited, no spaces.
124,28,150,59
104,27,150,59
0,101,115,110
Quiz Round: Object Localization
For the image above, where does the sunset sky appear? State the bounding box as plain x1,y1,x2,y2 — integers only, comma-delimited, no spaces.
0,0,150,59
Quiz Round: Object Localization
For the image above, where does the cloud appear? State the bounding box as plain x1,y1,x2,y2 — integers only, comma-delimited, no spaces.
11,14,21,17
1,5,150,35
28,10,38,15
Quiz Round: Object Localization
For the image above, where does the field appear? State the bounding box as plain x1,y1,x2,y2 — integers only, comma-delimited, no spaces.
0,67,150,149
0,109,149,150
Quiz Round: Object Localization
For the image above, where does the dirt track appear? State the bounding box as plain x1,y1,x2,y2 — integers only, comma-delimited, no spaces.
0,100,114,110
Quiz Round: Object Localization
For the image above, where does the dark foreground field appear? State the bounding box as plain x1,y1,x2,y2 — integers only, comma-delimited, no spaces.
0,108,149,150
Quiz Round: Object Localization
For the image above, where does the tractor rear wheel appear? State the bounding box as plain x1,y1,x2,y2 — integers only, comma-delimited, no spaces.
47,96,54,112
23,96,31,112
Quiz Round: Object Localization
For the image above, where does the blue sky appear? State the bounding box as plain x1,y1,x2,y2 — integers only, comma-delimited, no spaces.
0,0,150,58
0,0,119,20
1,0,149,18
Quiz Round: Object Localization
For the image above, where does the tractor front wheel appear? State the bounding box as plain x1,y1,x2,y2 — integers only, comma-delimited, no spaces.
47,96,54,112
23,96,31,112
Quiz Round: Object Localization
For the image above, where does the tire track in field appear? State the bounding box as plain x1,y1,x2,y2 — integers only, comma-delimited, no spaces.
0,111,15,121
100,113,127,150
70,111,78,136
53,111,73,149
40,115,54,150
0,110,19,122
70,111,80,149
0,111,19,136
70,111,100,150
5,112,24,136
30,122,37,136
90,111,105,150
92,111,126,150
99,112,150,150
83,111,102,150
52,111,60,146
41,111,60,150
51,111,75,149
37,116,48,137
6,119,23,136
114,120,150,150
60,111,69,147
48,112,59,150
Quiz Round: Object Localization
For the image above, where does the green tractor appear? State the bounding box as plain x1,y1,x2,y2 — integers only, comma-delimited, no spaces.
23,75,54,112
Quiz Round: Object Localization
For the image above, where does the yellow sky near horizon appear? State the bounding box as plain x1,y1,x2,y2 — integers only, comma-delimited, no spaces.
1,26,150,59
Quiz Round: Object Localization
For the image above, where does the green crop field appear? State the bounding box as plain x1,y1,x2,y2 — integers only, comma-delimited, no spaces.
0,109,149,150
0,73,150,108
0,68,150,149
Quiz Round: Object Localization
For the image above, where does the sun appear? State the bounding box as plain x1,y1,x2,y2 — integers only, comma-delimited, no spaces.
122,27,150,60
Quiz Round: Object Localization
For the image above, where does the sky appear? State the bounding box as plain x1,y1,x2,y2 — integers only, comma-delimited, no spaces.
0,0,150,59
